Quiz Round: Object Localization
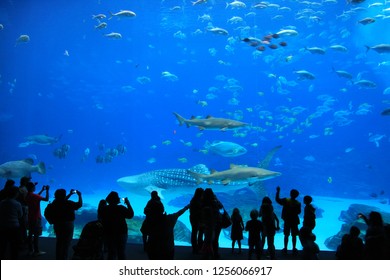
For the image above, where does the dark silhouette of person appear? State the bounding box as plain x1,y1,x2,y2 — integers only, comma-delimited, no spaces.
146,204,189,259
189,187,204,254
0,186,23,259
299,226,319,259
48,188,83,259
18,176,30,247
245,209,263,260
275,186,301,255
358,211,387,259
200,188,223,259
0,179,16,201
140,191,164,252
25,182,49,256
230,207,244,254
302,195,316,232
100,191,134,260
335,225,364,260
259,196,280,259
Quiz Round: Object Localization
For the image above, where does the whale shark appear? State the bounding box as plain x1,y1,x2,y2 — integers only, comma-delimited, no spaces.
117,146,282,198
117,164,210,198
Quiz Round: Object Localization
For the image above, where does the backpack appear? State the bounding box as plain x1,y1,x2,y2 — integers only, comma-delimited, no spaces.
44,203,56,224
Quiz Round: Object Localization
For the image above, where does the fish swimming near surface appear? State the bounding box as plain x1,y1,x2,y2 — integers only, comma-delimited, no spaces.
18,134,62,148
187,164,281,186
173,112,248,131
204,140,247,157
0,158,46,179
365,44,390,54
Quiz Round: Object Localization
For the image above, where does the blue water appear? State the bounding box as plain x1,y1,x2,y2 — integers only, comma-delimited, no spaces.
1,0,389,250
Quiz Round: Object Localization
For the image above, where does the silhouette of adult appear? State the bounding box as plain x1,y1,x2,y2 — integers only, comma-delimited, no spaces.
189,187,204,254
140,191,164,252
275,186,301,255
47,188,83,259
100,191,134,260
335,225,364,260
245,209,263,260
230,207,244,254
146,204,189,259
18,176,30,246
0,186,23,259
358,211,387,259
0,179,16,201
25,182,49,256
259,196,280,259
200,188,223,259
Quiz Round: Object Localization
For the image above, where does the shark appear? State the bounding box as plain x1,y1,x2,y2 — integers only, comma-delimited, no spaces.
117,164,210,198
187,164,281,186
116,146,282,198
173,112,248,131
18,134,62,148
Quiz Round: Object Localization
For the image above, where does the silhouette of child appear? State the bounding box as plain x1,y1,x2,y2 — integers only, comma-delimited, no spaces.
230,207,244,254
245,209,263,259
275,186,301,255
302,195,316,232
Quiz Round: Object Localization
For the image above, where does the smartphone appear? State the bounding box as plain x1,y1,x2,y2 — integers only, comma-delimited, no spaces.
72,190,77,194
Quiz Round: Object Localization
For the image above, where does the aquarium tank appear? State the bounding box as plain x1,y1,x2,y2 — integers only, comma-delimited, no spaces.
0,0,389,252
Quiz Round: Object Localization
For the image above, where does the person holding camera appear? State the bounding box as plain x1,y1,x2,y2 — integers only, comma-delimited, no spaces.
99,191,134,259
46,188,83,259
25,182,49,257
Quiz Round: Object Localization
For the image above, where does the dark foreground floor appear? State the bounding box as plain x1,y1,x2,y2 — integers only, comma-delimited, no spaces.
13,237,336,260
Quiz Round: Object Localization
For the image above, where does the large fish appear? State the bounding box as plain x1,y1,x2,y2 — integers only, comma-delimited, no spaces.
117,146,282,198
117,164,210,198
0,158,46,179
187,164,281,186
173,112,248,131
365,44,390,54
204,140,247,157
18,134,62,148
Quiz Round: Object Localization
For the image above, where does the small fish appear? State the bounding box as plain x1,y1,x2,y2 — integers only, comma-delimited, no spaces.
109,10,136,19
358,17,375,25
95,22,107,29
381,108,390,116
16,34,30,45
327,177,332,183
104,32,122,39
207,27,229,36
365,44,390,54
92,14,106,20
305,47,326,55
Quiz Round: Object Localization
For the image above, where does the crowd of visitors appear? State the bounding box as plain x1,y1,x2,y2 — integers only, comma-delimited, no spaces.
0,177,389,260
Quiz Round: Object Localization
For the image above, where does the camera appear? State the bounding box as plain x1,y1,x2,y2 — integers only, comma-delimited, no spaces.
72,190,77,194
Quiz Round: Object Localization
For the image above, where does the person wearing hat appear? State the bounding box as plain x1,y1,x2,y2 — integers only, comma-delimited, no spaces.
275,186,301,255
100,191,134,259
